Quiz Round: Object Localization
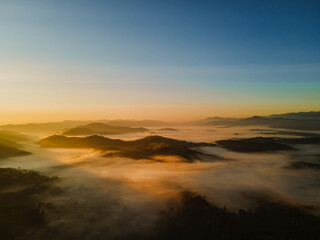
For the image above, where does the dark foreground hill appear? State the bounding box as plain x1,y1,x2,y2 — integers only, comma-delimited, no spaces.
0,168,58,240
38,135,220,162
119,191,320,240
1,174,319,240
63,123,148,136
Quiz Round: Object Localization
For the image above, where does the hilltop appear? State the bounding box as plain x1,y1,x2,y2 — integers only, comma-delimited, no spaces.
38,135,220,162
63,123,148,136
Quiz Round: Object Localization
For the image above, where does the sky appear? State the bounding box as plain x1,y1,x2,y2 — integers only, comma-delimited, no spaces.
0,0,319,123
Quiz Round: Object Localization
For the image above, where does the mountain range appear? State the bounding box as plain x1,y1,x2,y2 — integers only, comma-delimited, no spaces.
0,111,319,133
63,123,148,136
202,115,320,131
37,135,220,162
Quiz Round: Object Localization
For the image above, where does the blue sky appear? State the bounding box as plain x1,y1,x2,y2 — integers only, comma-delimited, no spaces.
0,0,319,122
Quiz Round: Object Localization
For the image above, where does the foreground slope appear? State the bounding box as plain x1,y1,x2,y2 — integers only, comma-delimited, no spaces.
0,168,57,240
0,137,31,159
123,191,320,240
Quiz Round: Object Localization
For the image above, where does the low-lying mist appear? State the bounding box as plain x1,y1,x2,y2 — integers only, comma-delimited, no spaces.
0,125,320,239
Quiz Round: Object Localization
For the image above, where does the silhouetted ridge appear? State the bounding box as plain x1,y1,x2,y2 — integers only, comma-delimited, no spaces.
200,112,320,131
289,161,320,170
38,135,220,162
247,116,266,120
250,129,320,137
159,128,178,131
217,137,294,152
216,136,320,153
269,111,320,119
63,122,148,136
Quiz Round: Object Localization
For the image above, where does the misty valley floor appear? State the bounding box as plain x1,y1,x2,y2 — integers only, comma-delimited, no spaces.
0,125,320,240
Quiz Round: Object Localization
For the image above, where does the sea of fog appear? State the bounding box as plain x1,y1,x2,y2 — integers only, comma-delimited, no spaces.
1,125,319,239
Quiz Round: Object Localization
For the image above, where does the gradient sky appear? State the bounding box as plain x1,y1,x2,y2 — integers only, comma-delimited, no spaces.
0,0,319,123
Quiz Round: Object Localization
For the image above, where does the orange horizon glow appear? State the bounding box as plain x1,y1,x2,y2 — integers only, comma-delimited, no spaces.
0,104,319,125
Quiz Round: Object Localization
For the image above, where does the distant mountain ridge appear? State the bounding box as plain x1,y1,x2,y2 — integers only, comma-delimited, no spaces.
103,119,169,127
268,111,320,119
0,119,171,133
0,111,319,133
63,123,148,136
200,111,320,131
0,121,92,133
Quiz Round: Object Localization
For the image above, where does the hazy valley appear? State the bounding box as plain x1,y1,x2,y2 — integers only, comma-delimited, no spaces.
0,112,320,239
